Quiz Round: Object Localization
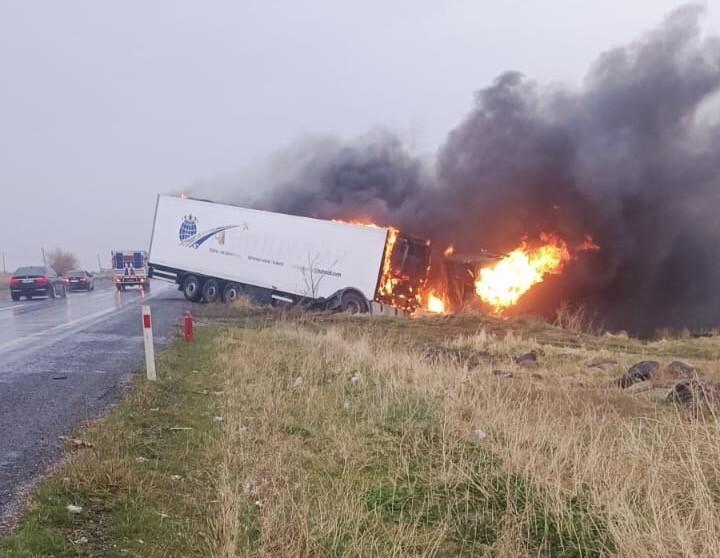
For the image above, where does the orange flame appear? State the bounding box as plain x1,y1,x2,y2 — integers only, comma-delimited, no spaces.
332,218,382,229
378,227,399,297
444,244,455,257
425,291,445,313
475,233,570,312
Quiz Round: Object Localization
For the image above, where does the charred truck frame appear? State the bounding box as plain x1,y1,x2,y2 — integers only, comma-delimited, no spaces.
147,195,430,313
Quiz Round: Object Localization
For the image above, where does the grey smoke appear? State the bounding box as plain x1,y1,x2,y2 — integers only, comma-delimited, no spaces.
203,5,720,333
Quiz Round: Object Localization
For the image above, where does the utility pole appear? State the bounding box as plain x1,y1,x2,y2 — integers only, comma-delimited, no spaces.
41,247,47,266
2,252,5,273
97,254,102,272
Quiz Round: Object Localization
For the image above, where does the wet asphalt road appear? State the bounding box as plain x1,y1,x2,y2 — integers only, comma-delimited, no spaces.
0,280,188,523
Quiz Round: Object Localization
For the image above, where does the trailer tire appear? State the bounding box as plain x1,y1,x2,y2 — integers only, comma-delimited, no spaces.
202,279,220,303
222,283,243,303
182,275,203,302
340,291,368,314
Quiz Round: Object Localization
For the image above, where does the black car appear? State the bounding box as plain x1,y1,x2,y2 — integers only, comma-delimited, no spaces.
65,270,95,292
9,266,67,301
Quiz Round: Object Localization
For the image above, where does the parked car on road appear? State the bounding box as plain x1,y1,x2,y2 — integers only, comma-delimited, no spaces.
9,266,67,301
65,270,95,292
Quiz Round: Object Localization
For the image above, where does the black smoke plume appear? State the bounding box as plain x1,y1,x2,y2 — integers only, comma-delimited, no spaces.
205,5,720,333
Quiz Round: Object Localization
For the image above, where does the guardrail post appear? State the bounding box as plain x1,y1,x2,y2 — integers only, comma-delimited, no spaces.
142,305,156,381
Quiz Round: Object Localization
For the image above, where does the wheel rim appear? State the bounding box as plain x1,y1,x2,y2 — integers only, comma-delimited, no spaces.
206,285,217,301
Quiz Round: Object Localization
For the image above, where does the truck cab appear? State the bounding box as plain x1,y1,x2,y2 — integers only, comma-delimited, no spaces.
376,233,431,312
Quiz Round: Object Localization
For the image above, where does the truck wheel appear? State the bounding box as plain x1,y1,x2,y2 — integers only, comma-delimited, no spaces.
340,291,368,314
222,282,243,303
47,285,55,299
182,275,203,302
11,294,19,302
202,279,220,303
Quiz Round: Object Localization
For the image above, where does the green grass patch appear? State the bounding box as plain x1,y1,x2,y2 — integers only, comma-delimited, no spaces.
0,326,226,557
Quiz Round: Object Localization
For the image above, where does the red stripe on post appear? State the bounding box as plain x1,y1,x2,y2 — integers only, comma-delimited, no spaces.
143,314,151,329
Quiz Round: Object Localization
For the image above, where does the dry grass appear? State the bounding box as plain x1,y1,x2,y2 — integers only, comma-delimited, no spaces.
206,314,720,557
4,307,720,556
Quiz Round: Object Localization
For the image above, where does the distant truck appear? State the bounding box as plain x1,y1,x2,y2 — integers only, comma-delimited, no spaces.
147,195,430,313
111,250,150,291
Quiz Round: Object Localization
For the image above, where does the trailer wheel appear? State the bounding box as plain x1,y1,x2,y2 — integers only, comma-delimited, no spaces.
202,279,220,303
340,291,368,314
182,275,203,302
222,282,243,303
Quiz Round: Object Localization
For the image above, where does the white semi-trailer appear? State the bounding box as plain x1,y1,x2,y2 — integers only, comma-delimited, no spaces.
148,195,430,313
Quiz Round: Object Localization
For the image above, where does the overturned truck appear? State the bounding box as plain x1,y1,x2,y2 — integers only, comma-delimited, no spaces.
148,195,430,313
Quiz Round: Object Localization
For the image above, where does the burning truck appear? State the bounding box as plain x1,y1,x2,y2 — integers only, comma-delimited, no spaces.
148,195,431,313
148,195,598,316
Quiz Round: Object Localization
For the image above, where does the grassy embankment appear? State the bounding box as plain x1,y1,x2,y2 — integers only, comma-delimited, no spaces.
3,304,720,557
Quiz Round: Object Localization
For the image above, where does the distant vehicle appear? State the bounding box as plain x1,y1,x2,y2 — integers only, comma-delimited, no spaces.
9,266,67,301
111,250,150,291
65,270,95,292
148,195,431,313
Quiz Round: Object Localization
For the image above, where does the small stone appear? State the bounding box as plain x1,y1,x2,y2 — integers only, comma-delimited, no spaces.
243,481,255,496
627,380,652,393
293,376,304,387
74,536,89,544
150,408,160,412
666,361,698,378
170,475,182,481
135,457,149,463
473,428,488,441
515,351,539,368
586,358,618,371
667,379,718,413
616,361,659,388
493,370,513,378
254,499,263,508
213,416,225,423
66,504,83,514
350,372,361,383
343,399,352,410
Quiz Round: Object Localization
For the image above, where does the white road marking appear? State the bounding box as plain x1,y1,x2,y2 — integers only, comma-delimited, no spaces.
0,304,24,313
0,285,169,359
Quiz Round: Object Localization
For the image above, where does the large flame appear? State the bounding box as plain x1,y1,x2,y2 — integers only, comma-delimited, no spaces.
475,233,570,312
425,291,445,313
379,227,399,296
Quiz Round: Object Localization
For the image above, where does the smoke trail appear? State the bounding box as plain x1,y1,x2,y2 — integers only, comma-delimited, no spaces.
209,4,720,333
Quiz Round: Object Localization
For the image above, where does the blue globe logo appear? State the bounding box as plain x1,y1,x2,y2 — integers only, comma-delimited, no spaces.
179,215,198,242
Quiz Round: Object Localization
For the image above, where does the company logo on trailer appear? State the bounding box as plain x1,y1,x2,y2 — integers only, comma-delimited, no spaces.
178,215,239,249
179,215,198,241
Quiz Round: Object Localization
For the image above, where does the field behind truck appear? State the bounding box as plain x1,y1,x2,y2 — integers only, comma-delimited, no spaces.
3,304,720,557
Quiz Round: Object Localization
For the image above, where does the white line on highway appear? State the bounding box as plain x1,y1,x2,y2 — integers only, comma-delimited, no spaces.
0,304,24,313
0,287,169,359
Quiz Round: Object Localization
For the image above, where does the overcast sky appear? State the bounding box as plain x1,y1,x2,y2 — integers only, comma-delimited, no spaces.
0,0,715,271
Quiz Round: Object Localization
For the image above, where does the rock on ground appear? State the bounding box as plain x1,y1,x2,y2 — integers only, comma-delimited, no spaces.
617,361,659,388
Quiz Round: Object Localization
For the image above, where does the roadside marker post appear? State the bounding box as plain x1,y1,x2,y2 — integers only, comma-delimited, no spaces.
184,311,193,342
142,305,157,381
